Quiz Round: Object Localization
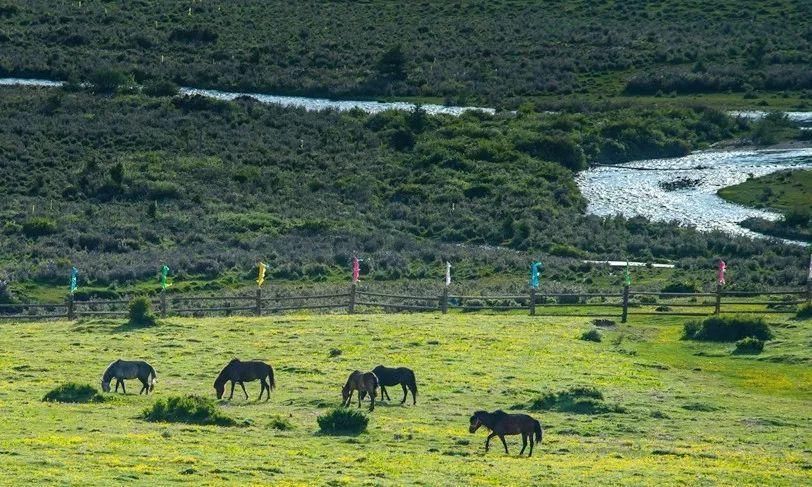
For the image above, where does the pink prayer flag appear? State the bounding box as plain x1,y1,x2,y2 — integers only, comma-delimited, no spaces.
352,256,360,283
717,260,726,285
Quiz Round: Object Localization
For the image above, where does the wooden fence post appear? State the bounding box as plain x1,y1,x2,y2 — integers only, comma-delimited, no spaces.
807,278,811,305
621,284,629,323
348,283,356,314
441,287,448,314
160,290,167,318
529,288,536,316
67,294,75,320
714,284,722,315
255,288,262,316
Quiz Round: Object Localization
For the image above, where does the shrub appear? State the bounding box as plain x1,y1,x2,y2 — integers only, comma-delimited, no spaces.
22,217,57,237
268,415,294,431
128,296,157,327
142,395,236,426
682,316,773,342
43,383,103,403
580,329,602,342
732,337,765,355
797,303,812,320
90,68,130,94
529,386,624,414
143,79,179,97
317,407,368,434
661,282,699,294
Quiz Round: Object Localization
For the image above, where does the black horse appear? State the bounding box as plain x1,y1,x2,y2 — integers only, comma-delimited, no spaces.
213,359,275,400
372,365,418,405
469,410,543,456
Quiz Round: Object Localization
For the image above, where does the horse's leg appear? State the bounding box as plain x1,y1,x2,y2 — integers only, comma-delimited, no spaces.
369,392,375,412
499,435,508,454
139,379,147,395
357,390,362,408
520,433,527,455
400,383,408,404
228,381,235,400
121,380,127,394
528,434,534,457
379,386,387,401
411,383,417,405
114,379,120,392
485,432,496,452
239,381,249,400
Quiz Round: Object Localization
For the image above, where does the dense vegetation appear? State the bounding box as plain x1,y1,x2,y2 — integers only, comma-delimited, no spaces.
1,86,809,299
682,315,773,342
717,169,812,242
142,395,237,426
42,383,103,403
0,1,811,105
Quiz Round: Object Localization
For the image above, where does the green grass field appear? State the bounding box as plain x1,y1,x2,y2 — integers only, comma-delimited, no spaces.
718,169,812,213
0,313,809,485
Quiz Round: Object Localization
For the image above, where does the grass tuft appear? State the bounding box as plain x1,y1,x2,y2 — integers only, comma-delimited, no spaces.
529,386,625,414
580,328,602,342
141,395,236,426
683,315,773,342
317,408,368,435
42,383,104,403
732,337,765,355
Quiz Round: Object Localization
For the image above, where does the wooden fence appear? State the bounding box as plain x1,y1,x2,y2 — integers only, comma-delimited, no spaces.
1,283,809,322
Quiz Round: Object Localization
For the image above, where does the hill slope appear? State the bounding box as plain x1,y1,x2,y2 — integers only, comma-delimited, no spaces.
1,0,810,104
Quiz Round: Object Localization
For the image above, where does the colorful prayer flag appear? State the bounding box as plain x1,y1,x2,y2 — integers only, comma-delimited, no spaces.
717,260,726,285
530,261,542,289
70,267,78,294
352,256,360,284
623,261,631,286
808,254,812,282
445,261,451,287
160,265,171,290
257,262,267,288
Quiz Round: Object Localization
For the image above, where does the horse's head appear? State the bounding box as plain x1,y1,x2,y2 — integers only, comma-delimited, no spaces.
101,379,111,393
214,378,225,399
469,411,486,433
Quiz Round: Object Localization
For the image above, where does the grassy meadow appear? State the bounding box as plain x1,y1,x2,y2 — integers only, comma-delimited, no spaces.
0,312,809,485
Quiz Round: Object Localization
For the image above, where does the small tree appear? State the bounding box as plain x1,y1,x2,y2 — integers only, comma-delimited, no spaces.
128,296,156,327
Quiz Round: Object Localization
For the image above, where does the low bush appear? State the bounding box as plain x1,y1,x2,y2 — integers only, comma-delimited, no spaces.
43,383,103,403
141,395,236,426
580,329,602,342
732,337,765,355
796,303,812,320
267,415,294,431
682,316,773,342
529,386,624,414
317,407,368,434
128,296,157,327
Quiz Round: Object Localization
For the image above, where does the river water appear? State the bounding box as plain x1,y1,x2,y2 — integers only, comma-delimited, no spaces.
3,77,809,243
575,149,812,244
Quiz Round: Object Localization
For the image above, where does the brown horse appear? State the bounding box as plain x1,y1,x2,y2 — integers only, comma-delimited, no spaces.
213,359,275,400
372,365,418,405
469,410,543,456
341,370,379,411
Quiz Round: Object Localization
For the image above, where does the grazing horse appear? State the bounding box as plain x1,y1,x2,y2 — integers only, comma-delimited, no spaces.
341,370,379,411
469,410,543,457
372,365,418,405
101,359,157,395
213,359,275,401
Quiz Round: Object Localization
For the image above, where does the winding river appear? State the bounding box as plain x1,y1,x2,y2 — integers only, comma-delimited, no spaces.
576,149,812,245
2,77,810,243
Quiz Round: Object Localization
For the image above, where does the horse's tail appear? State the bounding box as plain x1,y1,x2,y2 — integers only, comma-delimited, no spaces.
267,365,276,390
409,370,418,398
148,364,157,391
534,420,543,443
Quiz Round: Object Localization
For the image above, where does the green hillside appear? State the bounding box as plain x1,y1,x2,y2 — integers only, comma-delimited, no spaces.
0,313,809,484
1,86,808,300
1,1,810,105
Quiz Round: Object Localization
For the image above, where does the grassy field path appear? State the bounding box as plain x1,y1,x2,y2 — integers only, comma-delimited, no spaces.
0,314,809,485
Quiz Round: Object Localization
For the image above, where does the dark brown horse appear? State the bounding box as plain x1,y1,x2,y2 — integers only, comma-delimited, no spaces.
372,365,417,405
469,410,543,456
341,370,379,411
214,359,275,400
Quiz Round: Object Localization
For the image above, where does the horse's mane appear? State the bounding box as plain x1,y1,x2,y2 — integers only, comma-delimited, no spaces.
101,359,121,382
491,409,508,420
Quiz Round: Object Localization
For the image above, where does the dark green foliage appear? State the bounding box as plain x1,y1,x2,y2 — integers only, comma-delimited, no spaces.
661,282,699,294
580,329,602,342
142,395,236,426
682,316,773,342
267,415,294,431
143,79,179,97
128,297,156,327
22,217,57,238
529,386,625,414
751,113,799,145
89,68,129,94
317,408,368,434
43,383,103,403
2,1,810,103
732,337,765,355
796,304,812,320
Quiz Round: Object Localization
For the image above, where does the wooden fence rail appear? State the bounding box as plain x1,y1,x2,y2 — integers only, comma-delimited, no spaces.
0,285,808,322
